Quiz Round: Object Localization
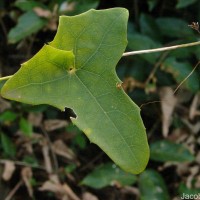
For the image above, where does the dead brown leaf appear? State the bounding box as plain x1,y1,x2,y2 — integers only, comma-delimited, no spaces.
0,97,11,112
121,186,140,198
167,128,188,142
62,183,80,200
45,4,58,31
59,2,76,13
196,152,200,164
159,87,177,137
47,18,58,31
189,94,199,120
39,180,65,198
33,7,52,18
39,174,80,200
186,165,199,188
28,112,43,127
82,192,99,200
176,163,190,176
44,119,68,131
41,140,53,173
21,167,33,197
2,160,15,181
195,175,200,188
52,140,78,163
122,77,145,92
182,118,200,134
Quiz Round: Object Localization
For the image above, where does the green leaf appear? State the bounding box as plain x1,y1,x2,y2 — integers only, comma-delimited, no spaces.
81,162,137,189
147,0,159,11
0,132,16,158
22,155,39,166
15,0,46,11
19,118,33,137
1,8,149,174
128,33,161,64
8,10,47,44
139,13,162,41
65,164,77,173
156,18,194,38
150,140,195,162
0,111,17,123
176,0,198,9
161,57,199,92
178,183,200,196
73,131,87,149
139,170,170,200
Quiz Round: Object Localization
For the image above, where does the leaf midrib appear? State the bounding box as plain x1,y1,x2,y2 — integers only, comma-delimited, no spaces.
74,72,140,169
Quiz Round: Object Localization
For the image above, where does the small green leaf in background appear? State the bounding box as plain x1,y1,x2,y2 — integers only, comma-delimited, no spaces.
168,46,193,59
128,34,161,64
147,0,159,11
139,169,170,200
139,13,162,41
81,162,137,189
19,117,33,137
150,140,195,162
178,183,200,196
0,132,16,158
176,0,198,9
73,132,87,149
194,45,200,60
65,164,77,174
0,111,17,123
22,155,39,167
66,123,87,149
161,57,199,92
8,10,47,44
156,18,194,38
15,0,46,11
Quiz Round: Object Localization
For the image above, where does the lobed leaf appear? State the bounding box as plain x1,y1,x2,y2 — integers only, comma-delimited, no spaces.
1,8,149,174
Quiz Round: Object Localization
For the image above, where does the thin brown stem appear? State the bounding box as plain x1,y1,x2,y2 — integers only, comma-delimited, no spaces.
40,126,59,173
145,51,169,85
5,180,23,200
0,41,199,83
122,41,200,57
0,159,46,171
173,61,200,94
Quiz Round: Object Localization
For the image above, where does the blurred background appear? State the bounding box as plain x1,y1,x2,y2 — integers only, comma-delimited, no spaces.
0,0,200,199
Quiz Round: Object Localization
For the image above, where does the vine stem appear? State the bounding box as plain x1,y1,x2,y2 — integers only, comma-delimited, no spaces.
122,41,200,56
0,41,199,81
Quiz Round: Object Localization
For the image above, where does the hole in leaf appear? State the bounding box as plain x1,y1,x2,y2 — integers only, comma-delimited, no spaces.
65,107,77,119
